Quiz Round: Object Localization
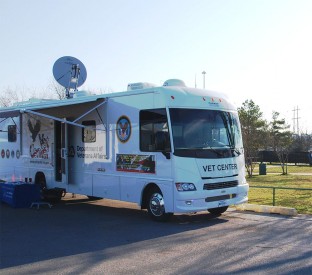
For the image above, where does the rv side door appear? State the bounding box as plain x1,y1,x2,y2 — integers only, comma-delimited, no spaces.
55,121,67,182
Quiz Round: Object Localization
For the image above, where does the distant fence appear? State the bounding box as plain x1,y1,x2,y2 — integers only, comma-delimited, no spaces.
258,150,312,165
250,185,312,206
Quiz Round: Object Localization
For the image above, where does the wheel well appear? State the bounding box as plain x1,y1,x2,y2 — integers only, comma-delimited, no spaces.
141,183,160,209
35,172,47,190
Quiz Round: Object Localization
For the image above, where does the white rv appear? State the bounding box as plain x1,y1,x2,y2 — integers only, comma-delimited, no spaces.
0,79,248,221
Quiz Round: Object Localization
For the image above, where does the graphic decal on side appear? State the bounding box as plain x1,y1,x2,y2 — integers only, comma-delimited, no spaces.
27,118,50,159
116,154,155,173
28,119,41,142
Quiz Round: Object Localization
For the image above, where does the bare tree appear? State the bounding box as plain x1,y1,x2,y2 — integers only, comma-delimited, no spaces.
0,87,23,107
0,82,114,108
47,80,67,100
291,134,312,152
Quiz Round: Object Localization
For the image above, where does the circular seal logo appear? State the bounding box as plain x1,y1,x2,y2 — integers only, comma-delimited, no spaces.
116,116,131,143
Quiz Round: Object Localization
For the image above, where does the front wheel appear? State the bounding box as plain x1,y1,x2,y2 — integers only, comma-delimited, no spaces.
147,188,172,222
208,206,228,215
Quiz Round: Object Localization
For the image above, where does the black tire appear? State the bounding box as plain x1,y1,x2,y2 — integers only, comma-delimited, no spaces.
147,188,172,222
42,188,66,203
36,176,47,191
208,206,228,215
35,174,47,200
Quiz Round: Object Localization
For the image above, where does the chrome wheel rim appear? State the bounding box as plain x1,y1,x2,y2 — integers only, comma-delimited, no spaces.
149,193,165,217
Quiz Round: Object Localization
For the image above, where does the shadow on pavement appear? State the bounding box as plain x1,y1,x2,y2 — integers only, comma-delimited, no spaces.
0,195,228,269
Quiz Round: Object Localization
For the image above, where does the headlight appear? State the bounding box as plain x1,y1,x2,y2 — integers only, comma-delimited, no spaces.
175,182,197,191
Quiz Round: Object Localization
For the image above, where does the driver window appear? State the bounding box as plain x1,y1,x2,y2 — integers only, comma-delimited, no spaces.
140,109,171,152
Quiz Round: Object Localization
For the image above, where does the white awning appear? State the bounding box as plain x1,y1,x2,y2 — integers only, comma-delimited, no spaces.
23,98,106,128
0,96,106,128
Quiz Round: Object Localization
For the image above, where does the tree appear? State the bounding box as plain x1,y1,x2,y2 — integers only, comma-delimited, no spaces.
0,87,21,107
47,80,67,100
270,111,293,175
0,78,72,107
0,85,58,107
290,134,312,152
238,99,267,177
0,81,112,108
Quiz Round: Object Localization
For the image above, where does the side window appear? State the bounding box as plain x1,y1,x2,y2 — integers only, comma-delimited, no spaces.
140,109,171,152
82,120,96,143
8,125,17,142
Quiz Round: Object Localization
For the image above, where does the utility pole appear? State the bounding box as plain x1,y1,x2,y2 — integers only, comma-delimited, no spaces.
202,71,206,89
292,106,300,135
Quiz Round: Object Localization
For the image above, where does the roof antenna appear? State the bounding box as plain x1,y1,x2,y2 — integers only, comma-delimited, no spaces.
53,56,87,98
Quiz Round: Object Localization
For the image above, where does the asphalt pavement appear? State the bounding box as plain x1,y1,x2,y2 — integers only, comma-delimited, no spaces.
1,194,312,275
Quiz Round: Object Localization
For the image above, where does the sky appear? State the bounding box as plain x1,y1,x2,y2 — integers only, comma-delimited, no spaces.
1,0,312,133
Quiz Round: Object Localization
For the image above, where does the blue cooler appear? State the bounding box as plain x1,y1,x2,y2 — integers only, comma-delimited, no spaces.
0,182,41,208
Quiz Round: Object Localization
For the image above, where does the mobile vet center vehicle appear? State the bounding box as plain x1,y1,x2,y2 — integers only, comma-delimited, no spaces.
0,78,248,221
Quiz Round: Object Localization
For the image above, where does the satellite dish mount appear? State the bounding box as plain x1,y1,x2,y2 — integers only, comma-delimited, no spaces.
53,56,87,98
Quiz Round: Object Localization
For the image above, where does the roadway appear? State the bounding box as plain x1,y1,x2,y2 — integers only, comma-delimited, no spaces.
1,195,311,274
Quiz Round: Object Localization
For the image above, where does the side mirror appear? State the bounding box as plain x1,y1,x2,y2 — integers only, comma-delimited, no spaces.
162,152,171,159
155,131,171,159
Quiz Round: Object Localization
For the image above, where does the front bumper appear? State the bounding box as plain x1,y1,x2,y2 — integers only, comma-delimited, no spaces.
174,183,249,213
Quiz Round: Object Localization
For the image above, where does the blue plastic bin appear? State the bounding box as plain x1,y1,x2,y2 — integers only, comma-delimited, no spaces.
0,182,41,208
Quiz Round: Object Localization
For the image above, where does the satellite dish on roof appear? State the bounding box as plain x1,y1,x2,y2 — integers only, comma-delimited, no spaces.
53,56,87,98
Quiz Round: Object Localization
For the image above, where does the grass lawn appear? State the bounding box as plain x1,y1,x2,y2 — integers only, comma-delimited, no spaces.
247,173,312,214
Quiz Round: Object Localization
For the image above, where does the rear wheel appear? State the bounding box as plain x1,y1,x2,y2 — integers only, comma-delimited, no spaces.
147,188,172,222
208,206,228,215
35,174,47,191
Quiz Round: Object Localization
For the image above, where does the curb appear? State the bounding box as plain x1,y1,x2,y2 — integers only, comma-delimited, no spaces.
235,203,298,216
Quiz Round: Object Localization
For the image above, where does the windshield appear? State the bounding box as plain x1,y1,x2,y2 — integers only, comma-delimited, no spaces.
169,108,243,158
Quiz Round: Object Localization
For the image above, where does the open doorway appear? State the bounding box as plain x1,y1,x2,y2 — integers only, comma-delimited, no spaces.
55,121,66,182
